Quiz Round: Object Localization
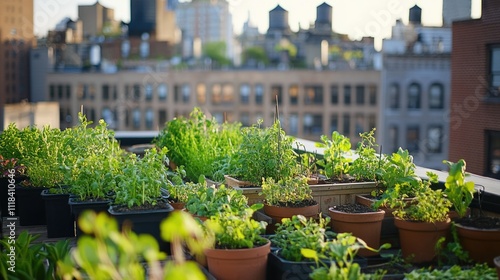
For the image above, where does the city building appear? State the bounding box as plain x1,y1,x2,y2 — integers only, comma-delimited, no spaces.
0,0,34,130
46,69,381,144
78,1,119,39
449,0,500,179
129,0,176,42
443,0,472,26
175,0,233,60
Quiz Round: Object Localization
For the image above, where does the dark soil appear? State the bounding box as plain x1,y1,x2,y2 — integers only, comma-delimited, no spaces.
455,216,500,229
112,200,170,212
274,199,318,208
331,203,379,213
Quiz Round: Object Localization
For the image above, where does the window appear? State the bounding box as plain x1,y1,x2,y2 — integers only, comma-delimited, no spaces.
255,84,263,104
159,110,167,127
88,85,96,100
344,85,351,105
355,114,365,135
211,84,222,104
406,126,420,153
368,85,377,105
388,83,399,109
304,85,323,104
57,85,63,99
407,83,421,109
429,83,444,109
330,114,338,133
289,114,298,135
355,85,365,105
133,108,141,129
343,113,351,136
102,85,110,101
196,83,206,104
174,85,180,102
330,85,339,104
182,84,190,103
158,83,167,100
145,84,153,101
368,114,376,131
271,85,282,104
289,85,299,105
145,109,154,129
240,112,250,127
240,84,250,104
102,107,115,128
388,125,399,153
222,84,234,104
303,114,322,135
486,130,500,178
490,46,500,98
133,84,141,101
49,84,55,100
426,125,443,153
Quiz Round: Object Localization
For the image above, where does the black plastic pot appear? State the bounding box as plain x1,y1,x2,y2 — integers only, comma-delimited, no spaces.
41,189,75,238
108,203,175,253
267,250,367,279
68,197,112,238
15,185,47,226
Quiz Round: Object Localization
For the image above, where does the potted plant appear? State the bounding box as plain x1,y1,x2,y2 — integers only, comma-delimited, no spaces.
391,172,453,263
203,203,270,280
260,175,319,233
328,203,386,257
108,147,174,252
225,119,299,187
185,184,249,221
315,130,353,183
154,107,242,183
446,159,500,266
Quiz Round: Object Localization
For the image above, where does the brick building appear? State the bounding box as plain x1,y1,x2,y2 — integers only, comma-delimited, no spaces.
449,0,500,178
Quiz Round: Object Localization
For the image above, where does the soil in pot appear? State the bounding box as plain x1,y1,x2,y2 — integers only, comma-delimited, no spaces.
329,203,385,257
455,216,500,266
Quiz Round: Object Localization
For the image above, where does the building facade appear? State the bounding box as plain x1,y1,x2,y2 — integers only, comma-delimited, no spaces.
78,2,116,39
46,70,380,145
449,0,500,179
0,0,34,129
129,0,176,42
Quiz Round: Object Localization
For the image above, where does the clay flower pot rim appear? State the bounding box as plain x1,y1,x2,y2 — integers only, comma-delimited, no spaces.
454,222,500,232
328,206,385,215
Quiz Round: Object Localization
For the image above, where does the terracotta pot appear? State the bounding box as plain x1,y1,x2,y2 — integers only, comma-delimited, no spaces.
204,240,271,280
328,207,385,257
169,201,186,210
263,203,320,233
494,256,500,279
455,223,500,266
394,217,451,263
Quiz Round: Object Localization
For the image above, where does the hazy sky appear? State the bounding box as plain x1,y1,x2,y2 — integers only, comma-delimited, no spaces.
34,0,481,46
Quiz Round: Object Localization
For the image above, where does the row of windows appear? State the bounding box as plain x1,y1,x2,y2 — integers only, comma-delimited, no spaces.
387,124,444,155
53,83,378,106
387,82,445,110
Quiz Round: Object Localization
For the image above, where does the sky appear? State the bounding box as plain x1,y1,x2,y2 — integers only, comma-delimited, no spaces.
33,0,481,48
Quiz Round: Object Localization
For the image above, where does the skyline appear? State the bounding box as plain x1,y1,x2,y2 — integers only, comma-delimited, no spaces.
34,0,481,47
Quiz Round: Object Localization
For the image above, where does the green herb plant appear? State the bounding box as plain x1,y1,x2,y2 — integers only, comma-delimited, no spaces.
114,147,170,208
229,119,298,186
350,128,383,182
442,159,475,218
404,263,497,280
205,203,268,249
316,131,352,182
260,176,315,207
185,184,249,218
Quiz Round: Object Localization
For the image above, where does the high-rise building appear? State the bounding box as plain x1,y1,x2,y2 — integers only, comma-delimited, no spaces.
129,0,176,42
78,1,117,39
175,0,233,59
443,0,471,26
449,0,500,179
0,0,34,129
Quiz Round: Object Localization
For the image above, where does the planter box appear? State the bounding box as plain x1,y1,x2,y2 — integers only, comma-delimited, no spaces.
230,180,377,215
41,189,74,238
267,250,367,279
108,204,175,253
16,186,47,226
68,197,112,238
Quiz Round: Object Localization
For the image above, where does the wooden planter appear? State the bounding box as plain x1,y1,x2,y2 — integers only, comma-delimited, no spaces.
226,177,377,215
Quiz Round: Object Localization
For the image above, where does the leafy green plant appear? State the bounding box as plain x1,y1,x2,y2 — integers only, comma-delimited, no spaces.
350,128,383,182
167,181,203,204
303,233,388,280
0,156,25,178
205,203,268,249
271,214,333,262
155,107,242,183
392,172,452,223
185,184,249,218
229,119,299,186
114,147,170,208
260,176,315,207
404,263,497,280
58,210,209,280
436,223,472,266
316,131,352,181
0,123,24,162
0,231,69,280
442,159,475,218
